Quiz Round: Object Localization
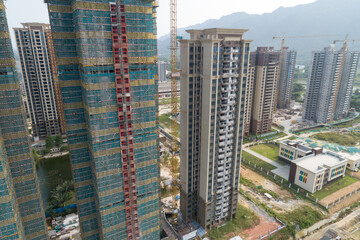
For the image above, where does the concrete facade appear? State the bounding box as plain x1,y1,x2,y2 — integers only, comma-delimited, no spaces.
338,152,360,171
14,23,61,138
304,45,360,123
277,48,297,109
158,61,167,82
289,150,347,193
249,47,280,135
180,28,250,229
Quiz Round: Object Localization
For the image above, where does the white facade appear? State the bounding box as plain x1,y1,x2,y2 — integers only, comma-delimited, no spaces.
338,152,360,171
292,151,347,193
279,140,313,162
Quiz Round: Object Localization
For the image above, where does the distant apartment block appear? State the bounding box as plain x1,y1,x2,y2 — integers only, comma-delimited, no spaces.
158,61,167,81
180,28,251,229
244,47,280,136
14,23,63,138
277,48,297,109
0,1,48,239
304,45,360,123
288,150,347,193
46,1,160,239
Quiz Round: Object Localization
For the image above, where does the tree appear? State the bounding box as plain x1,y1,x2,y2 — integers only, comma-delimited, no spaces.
54,135,63,147
45,135,54,149
292,83,304,93
60,145,69,152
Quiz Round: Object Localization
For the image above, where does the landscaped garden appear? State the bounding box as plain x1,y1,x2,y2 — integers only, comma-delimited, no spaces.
242,151,276,171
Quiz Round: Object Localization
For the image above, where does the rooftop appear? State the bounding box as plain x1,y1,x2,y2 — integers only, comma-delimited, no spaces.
338,151,360,161
281,140,313,153
294,150,347,173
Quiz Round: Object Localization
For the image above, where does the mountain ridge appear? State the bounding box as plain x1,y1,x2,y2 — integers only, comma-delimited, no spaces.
158,0,360,64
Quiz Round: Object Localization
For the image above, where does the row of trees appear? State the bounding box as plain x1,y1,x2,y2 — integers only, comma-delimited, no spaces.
45,135,63,149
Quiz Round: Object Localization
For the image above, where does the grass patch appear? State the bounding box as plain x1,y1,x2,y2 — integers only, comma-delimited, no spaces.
333,116,360,129
311,175,358,200
311,132,360,146
207,204,259,240
159,97,179,105
250,144,285,165
161,187,179,199
159,113,180,138
281,205,323,230
242,151,276,170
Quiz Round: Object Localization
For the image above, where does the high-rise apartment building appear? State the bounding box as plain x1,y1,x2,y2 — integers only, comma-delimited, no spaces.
243,47,280,136
157,61,167,82
179,29,251,229
0,1,48,239
46,1,160,239
277,48,297,109
14,23,64,138
304,45,359,123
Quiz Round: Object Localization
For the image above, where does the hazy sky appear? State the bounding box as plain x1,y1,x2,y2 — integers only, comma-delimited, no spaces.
4,0,317,41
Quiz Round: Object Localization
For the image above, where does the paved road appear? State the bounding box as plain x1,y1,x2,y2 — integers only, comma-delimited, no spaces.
161,213,178,240
243,148,284,169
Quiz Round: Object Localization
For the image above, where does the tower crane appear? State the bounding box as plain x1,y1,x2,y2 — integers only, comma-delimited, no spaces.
170,0,179,154
273,34,338,111
170,0,179,226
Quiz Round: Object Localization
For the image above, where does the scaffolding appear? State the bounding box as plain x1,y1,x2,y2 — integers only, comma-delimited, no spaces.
46,29,67,135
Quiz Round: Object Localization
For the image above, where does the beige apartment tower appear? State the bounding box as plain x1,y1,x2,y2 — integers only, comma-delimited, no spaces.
179,29,251,229
243,47,280,136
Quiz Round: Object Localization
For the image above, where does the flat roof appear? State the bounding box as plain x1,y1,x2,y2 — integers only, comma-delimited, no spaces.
338,151,360,161
281,140,312,153
294,151,347,173
186,28,248,34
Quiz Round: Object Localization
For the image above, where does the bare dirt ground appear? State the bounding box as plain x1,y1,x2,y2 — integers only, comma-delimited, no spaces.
241,167,293,199
237,194,282,240
241,218,281,240
159,104,171,115
320,181,360,212
241,167,319,214
160,165,172,180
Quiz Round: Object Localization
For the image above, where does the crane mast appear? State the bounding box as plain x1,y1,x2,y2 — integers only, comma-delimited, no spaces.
170,0,179,225
170,0,179,154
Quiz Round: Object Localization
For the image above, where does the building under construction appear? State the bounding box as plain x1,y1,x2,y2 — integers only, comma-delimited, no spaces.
0,1,48,239
304,45,359,123
46,0,160,239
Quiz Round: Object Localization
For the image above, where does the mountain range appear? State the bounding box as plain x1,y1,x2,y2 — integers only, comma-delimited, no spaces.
158,0,360,64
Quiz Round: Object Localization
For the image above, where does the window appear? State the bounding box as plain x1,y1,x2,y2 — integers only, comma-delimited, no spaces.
299,171,308,183
331,166,344,178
